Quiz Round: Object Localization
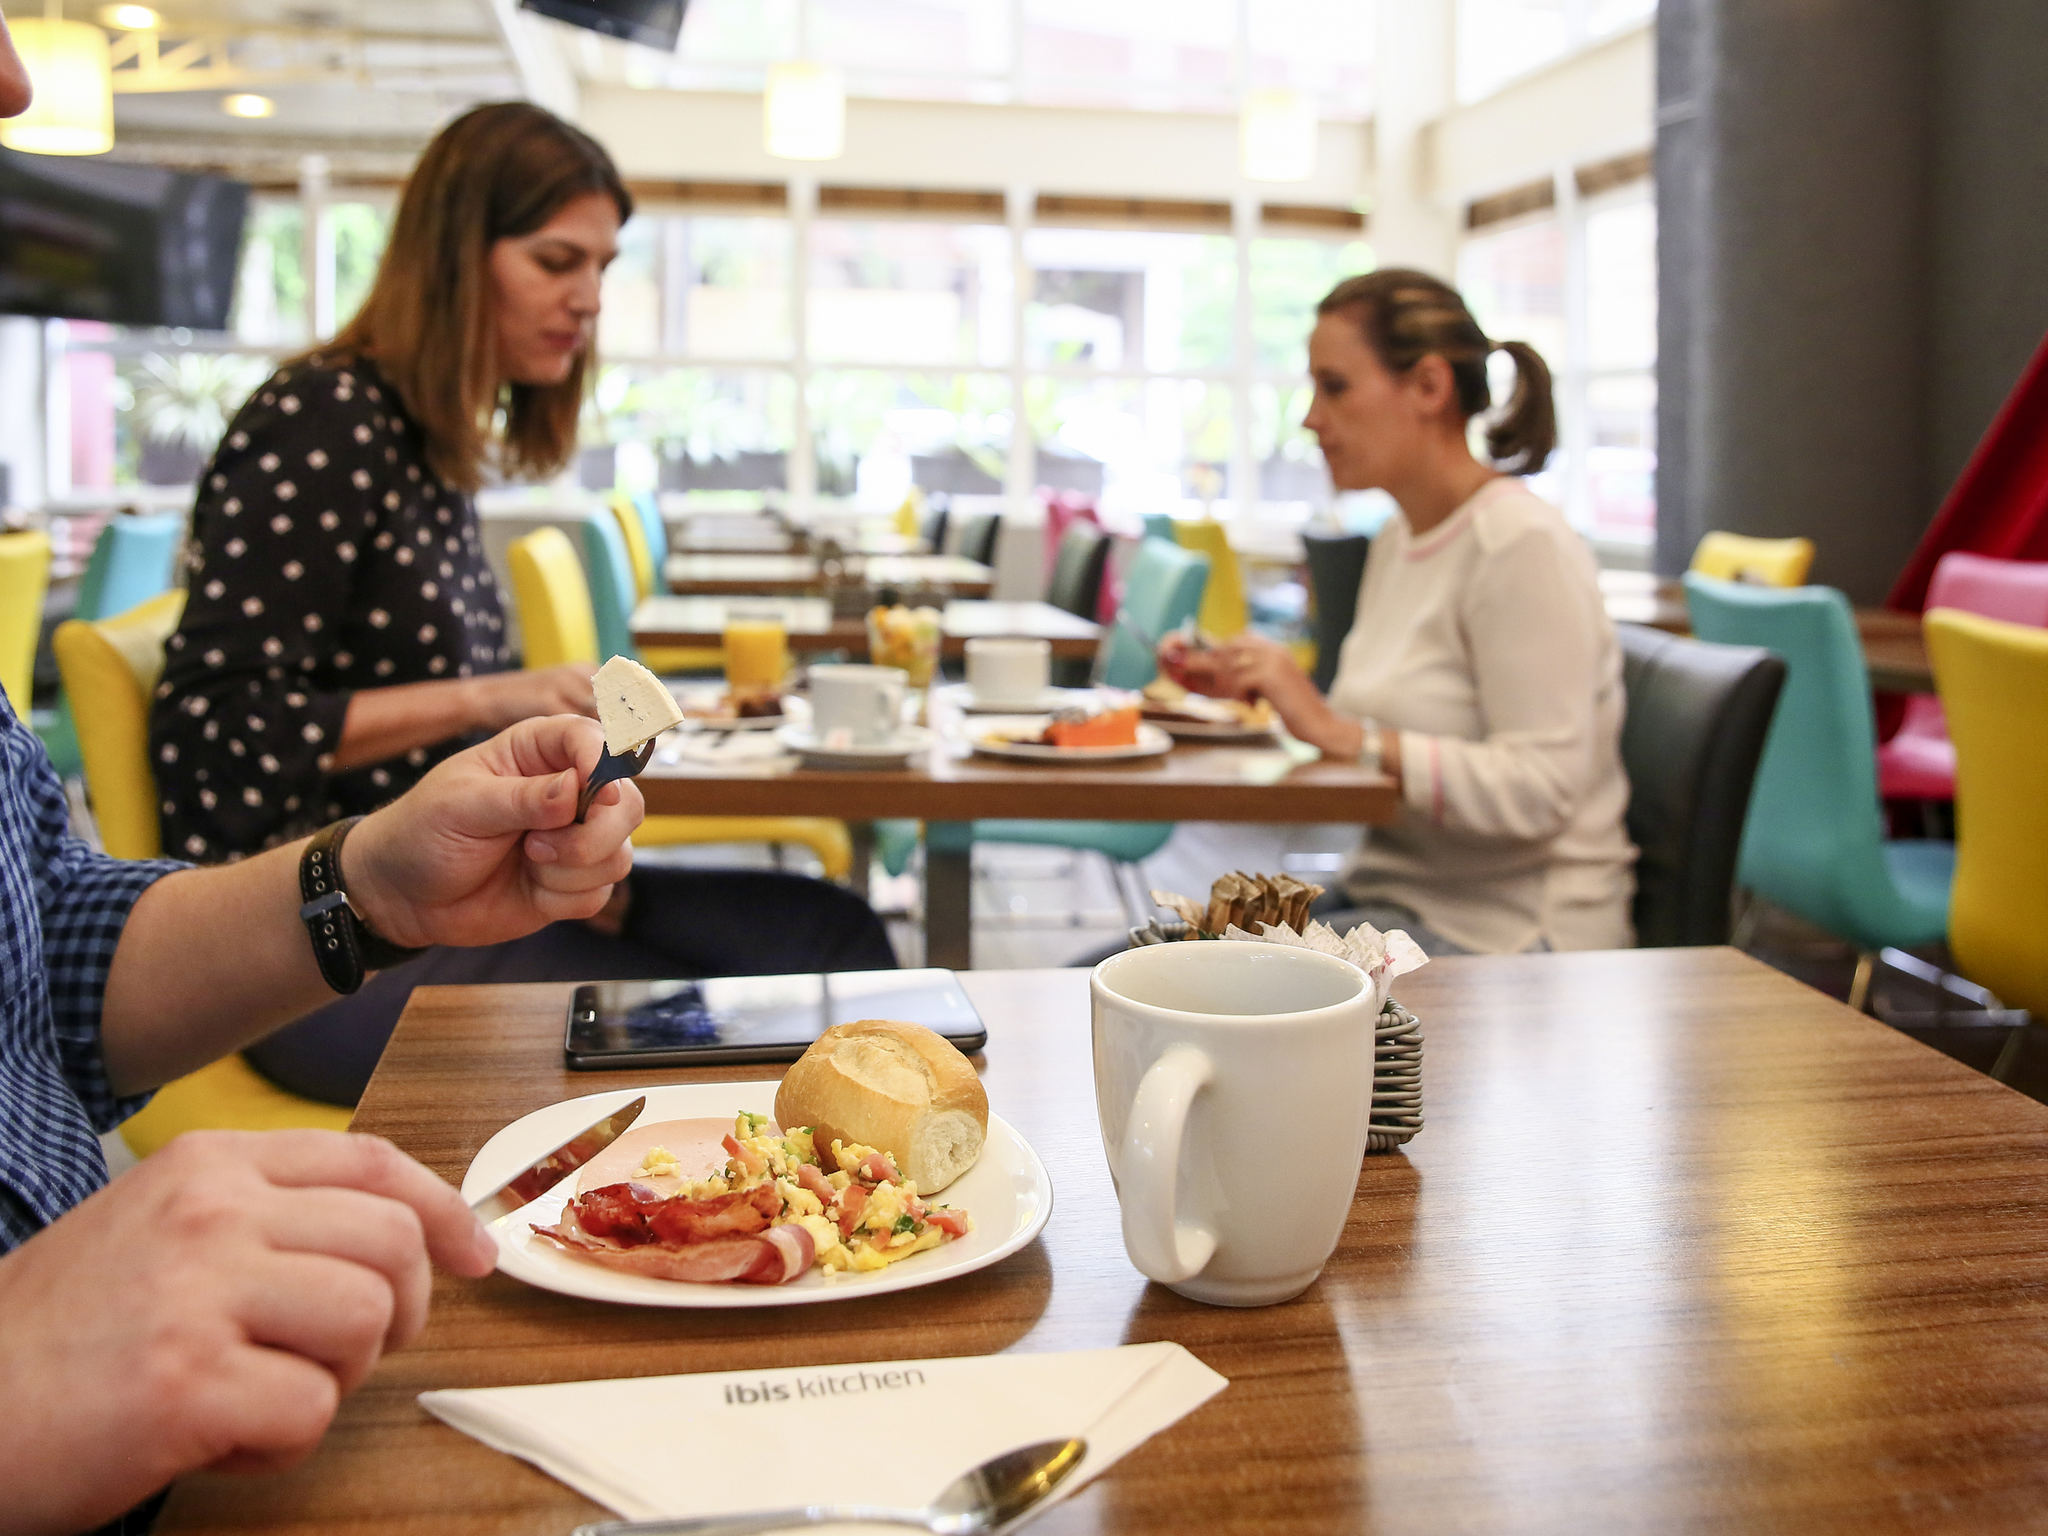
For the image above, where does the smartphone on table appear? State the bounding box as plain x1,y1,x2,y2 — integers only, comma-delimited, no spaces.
563,968,987,1069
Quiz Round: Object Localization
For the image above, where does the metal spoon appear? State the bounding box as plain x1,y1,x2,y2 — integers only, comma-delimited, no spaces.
569,1435,1086,1536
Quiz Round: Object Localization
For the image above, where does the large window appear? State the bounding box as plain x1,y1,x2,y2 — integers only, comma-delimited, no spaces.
1458,177,1656,547
1456,0,1654,103
52,186,1373,533
640,0,1372,119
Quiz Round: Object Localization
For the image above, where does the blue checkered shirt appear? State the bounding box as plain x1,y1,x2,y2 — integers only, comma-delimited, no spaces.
0,696,186,1252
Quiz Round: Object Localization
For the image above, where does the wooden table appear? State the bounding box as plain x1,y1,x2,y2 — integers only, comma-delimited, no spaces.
639,721,1398,968
632,596,1100,661
1600,571,1935,692
670,528,928,557
161,948,2048,1535
664,553,993,599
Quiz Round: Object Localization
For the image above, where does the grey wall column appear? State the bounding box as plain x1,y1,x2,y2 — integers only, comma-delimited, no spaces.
1658,0,2048,604
1656,0,1931,603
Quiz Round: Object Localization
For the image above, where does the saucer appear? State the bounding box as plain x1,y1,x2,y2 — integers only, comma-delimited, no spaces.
776,723,935,768
945,683,1090,715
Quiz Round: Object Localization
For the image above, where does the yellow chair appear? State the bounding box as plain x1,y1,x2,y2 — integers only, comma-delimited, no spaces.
506,528,853,880
1924,608,2048,1018
606,494,720,674
51,591,350,1156
1689,532,1817,588
1172,519,1249,639
0,527,52,715
892,487,925,541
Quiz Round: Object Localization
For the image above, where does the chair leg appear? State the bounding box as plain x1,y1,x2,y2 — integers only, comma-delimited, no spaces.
1108,858,1152,929
1989,1020,2030,1084
1847,952,1876,1013
1730,889,1761,950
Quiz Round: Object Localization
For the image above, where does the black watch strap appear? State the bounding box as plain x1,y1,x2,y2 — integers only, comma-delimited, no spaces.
298,817,425,995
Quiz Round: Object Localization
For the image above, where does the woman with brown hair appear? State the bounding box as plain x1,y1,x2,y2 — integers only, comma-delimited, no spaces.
152,102,895,1103
1165,268,1634,955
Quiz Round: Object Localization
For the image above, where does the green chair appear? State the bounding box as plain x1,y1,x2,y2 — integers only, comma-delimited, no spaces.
1683,574,1953,1008
39,512,185,778
875,540,1212,923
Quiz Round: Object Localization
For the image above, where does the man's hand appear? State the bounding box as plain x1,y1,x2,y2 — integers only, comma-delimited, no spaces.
0,1130,496,1535
342,714,642,951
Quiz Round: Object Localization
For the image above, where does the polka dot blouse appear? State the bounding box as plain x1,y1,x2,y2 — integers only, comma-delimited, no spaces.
149,354,511,862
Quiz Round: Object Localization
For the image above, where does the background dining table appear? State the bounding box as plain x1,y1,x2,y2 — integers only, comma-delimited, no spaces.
158,947,2048,1535
639,718,1400,967
632,595,1101,660
663,552,994,598
1598,570,1935,691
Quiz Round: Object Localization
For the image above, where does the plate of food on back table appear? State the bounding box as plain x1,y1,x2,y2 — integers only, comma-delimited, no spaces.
1137,680,1279,742
969,704,1174,763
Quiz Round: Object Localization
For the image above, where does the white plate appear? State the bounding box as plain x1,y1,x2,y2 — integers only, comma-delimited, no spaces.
968,718,1175,763
673,686,800,731
1145,714,1278,743
941,683,1095,716
463,1082,1053,1309
776,723,934,767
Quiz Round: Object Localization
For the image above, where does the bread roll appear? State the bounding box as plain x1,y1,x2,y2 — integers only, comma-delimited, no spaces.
775,1019,988,1193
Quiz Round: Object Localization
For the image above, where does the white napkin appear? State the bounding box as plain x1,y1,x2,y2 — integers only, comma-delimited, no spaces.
655,731,798,777
420,1342,1224,1526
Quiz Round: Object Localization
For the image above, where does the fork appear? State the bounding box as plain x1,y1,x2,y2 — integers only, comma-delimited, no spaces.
574,739,656,824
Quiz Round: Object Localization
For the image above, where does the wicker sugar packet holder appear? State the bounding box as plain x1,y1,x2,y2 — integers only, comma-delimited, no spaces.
1222,917,1428,1154
1138,885,1429,1154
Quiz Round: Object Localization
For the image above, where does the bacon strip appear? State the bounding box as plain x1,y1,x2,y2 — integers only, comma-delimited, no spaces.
533,1226,788,1283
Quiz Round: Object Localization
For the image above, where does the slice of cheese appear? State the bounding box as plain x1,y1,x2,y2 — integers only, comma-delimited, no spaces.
593,655,685,755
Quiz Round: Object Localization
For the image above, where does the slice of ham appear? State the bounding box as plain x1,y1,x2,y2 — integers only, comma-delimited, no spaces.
533,1205,816,1286
534,1225,803,1284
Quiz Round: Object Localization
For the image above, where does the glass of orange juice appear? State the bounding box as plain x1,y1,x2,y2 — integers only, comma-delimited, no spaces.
723,615,789,696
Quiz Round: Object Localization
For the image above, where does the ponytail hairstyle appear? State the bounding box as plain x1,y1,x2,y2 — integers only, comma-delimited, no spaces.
1315,268,1557,475
317,101,632,493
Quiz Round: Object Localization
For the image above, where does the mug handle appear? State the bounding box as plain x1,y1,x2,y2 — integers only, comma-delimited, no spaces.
1117,1044,1218,1284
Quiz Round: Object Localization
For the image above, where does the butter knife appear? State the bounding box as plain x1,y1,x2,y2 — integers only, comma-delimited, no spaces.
469,1094,646,1226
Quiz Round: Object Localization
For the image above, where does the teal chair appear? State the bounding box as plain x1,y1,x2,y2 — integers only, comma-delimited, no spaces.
875,541,1212,924
577,512,642,665
39,512,184,778
1684,575,1953,1009
629,492,672,593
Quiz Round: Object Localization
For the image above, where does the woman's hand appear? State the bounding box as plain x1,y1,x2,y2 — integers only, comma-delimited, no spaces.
1173,632,1371,762
341,714,641,950
466,663,600,734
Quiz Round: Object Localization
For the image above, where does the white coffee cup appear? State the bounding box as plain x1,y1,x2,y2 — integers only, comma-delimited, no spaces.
964,637,1051,708
807,664,906,748
1091,940,1376,1306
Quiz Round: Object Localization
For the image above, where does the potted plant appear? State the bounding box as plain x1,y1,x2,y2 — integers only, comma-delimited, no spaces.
129,352,265,487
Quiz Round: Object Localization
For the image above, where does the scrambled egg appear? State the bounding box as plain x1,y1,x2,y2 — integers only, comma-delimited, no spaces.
630,1114,968,1275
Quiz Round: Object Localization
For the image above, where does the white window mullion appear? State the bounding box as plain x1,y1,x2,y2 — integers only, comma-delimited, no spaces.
1230,192,1259,522
788,174,817,507
1004,182,1035,524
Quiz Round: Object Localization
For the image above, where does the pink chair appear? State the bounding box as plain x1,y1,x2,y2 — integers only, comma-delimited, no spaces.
1878,552,2048,800
1042,491,1119,623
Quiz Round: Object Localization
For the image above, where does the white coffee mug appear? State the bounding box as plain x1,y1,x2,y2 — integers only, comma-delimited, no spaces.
807,664,906,747
965,637,1051,707
1092,940,1376,1306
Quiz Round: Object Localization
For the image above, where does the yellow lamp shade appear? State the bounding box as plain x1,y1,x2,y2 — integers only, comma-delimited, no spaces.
764,61,844,161
1,18,114,156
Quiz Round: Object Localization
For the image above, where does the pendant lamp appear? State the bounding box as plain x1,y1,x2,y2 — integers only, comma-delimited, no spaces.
1,13,115,156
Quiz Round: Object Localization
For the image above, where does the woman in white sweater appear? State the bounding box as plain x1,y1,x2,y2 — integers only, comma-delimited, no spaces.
1167,269,1635,954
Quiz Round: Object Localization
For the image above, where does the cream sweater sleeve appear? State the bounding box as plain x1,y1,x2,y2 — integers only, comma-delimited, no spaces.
1395,526,1611,842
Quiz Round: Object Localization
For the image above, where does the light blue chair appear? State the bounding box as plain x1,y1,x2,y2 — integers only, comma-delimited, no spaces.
577,512,642,666
629,492,672,592
875,541,1212,923
39,512,184,778
1684,574,1953,1009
